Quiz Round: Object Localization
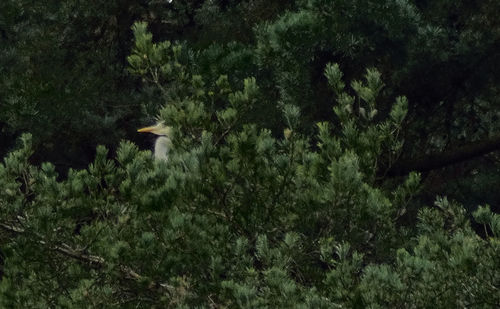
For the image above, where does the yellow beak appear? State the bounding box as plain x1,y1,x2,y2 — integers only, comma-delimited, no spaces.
137,125,159,134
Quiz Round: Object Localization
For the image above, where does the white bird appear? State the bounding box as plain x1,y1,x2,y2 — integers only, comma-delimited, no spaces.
137,122,173,161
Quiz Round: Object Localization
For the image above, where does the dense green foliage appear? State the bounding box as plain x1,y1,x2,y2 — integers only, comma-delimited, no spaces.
1,0,499,307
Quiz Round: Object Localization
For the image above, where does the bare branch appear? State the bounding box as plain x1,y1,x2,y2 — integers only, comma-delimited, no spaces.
386,134,500,176
0,222,175,293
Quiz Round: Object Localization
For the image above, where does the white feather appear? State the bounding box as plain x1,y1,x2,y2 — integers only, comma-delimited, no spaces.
154,136,172,161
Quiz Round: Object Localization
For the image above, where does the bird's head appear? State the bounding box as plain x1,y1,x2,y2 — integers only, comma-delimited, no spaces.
137,121,173,137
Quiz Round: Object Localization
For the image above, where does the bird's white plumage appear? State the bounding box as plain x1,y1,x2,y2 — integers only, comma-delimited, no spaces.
137,122,173,161
154,136,172,161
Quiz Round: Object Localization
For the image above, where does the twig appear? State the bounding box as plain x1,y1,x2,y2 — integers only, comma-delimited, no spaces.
0,222,175,293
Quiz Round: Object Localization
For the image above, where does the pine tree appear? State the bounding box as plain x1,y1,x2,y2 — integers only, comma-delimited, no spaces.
1,23,498,307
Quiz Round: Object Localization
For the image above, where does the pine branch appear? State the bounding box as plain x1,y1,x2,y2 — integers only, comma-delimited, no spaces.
386,134,500,176
0,222,175,293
